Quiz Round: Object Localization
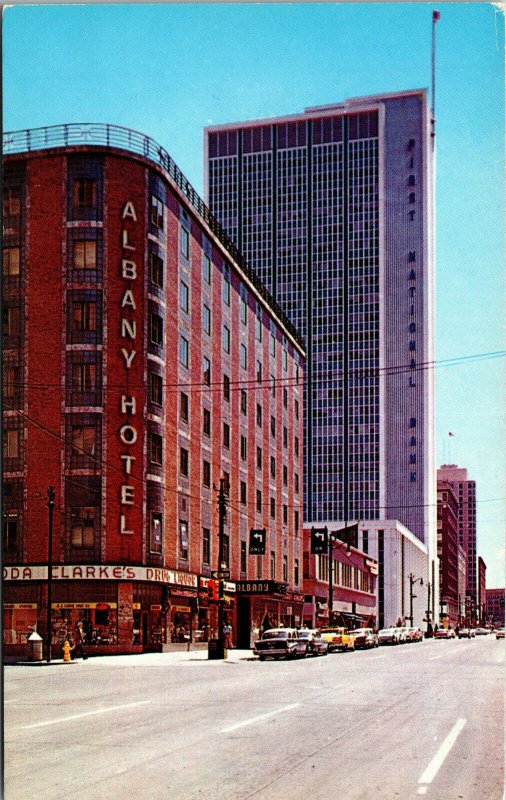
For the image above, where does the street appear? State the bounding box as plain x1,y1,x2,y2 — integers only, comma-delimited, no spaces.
4,635,504,800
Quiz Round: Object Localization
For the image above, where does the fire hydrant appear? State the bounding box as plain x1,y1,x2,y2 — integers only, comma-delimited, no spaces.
62,640,75,663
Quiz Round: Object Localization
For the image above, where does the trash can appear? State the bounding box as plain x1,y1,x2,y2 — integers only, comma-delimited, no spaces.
27,631,43,661
208,638,226,660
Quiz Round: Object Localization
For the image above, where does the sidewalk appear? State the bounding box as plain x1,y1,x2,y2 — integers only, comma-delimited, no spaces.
4,648,256,668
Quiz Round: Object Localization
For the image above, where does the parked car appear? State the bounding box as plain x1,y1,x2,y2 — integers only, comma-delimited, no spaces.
378,627,401,645
457,627,475,639
406,627,423,642
349,628,379,649
474,627,489,636
434,628,456,639
495,629,505,640
396,627,410,643
253,628,309,660
297,629,329,656
319,627,355,652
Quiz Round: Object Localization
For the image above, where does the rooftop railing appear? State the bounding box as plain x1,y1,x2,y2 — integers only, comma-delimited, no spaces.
3,122,305,351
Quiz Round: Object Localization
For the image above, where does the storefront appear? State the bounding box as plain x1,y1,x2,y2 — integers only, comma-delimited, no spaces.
235,581,304,648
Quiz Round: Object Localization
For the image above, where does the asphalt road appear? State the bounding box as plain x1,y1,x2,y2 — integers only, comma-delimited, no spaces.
4,635,504,800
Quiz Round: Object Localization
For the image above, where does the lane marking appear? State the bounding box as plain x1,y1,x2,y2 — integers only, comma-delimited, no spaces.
220,703,301,733
21,700,151,729
418,718,466,786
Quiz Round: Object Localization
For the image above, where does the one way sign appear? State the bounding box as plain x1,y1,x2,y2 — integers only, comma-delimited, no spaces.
310,527,328,554
249,528,266,555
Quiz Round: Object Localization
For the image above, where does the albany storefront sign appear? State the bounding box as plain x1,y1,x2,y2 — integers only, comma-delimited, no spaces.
3,565,198,588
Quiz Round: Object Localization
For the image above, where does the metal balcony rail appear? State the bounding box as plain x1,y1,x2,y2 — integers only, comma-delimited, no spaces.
3,122,305,351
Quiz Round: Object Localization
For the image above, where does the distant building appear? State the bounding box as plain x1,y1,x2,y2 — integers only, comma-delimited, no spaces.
477,557,487,625
437,479,460,627
457,543,467,623
437,465,477,622
2,124,305,656
486,588,505,627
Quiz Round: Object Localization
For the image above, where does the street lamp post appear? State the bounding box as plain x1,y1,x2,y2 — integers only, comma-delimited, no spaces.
409,573,423,627
46,486,55,664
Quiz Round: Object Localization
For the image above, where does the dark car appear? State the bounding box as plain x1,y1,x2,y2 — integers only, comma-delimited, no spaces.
297,629,329,656
253,628,308,661
349,627,379,649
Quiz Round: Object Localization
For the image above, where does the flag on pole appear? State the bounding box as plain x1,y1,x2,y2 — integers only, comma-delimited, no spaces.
433,10,440,21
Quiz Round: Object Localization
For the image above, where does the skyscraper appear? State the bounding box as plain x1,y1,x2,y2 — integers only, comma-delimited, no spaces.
205,90,436,554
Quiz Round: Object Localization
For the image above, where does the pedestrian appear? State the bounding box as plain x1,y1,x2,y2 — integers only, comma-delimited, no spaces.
74,621,88,660
223,620,233,649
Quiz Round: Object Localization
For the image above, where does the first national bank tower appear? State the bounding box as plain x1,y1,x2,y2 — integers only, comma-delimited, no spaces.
205,90,435,548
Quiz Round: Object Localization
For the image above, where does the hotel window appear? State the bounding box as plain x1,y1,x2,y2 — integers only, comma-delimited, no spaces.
240,435,247,461
240,296,248,324
270,375,276,397
282,348,288,372
294,473,299,494
150,252,164,288
180,280,189,313
270,456,276,479
283,464,288,486
223,325,230,354
223,422,230,450
283,555,288,583
256,403,262,428
203,304,211,335
3,512,18,552
180,392,189,423
270,333,276,357
73,240,97,270
203,356,211,386
255,315,262,342
241,541,247,573
149,372,163,406
203,459,211,487
222,534,230,568
2,247,20,276
3,366,19,406
72,362,96,393
202,253,211,284
73,179,96,209
180,447,189,477
240,390,247,414
270,551,276,580
283,426,288,448
203,527,211,565
180,226,190,259
240,344,247,370
256,489,262,513
283,387,288,409
283,504,288,525
256,446,262,470
3,187,21,218
294,558,299,586
72,300,96,332
294,510,299,532
150,313,163,347
2,306,20,339
70,507,95,548
203,408,211,437
150,513,163,554
223,275,230,306
294,399,299,420
223,374,230,402
270,497,276,519
270,416,276,438
240,480,247,505
256,360,262,384
3,429,20,459
179,335,189,368
295,436,299,457
149,433,163,465
179,520,189,560
71,425,96,458
151,195,164,229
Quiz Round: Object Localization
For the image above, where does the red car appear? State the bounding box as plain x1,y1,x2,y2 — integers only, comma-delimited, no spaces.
434,628,456,639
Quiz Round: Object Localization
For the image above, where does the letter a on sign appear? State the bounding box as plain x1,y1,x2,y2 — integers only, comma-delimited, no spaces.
249,528,266,555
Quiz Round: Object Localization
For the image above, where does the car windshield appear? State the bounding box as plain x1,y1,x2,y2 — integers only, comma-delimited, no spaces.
298,631,312,638
379,629,394,634
262,630,288,639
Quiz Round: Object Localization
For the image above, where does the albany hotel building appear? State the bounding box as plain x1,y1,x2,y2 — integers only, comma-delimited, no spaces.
2,124,305,656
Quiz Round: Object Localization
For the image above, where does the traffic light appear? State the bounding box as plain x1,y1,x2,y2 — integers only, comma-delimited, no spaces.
218,580,224,599
311,527,328,554
208,580,219,601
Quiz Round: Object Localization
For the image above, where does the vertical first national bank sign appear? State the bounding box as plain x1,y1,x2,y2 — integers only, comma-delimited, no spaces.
118,200,140,537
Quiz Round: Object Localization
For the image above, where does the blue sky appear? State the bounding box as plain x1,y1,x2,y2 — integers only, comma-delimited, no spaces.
3,2,504,587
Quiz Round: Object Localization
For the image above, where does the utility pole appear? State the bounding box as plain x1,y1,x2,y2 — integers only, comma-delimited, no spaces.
46,486,55,663
409,573,423,627
217,478,228,656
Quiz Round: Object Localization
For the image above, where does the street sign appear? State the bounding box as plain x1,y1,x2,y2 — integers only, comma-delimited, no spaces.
211,570,230,580
249,528,266,555
311,527,328,554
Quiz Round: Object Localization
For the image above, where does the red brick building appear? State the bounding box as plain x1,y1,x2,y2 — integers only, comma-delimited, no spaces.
2,124,305,656
477,557,487,625
302,526,377,629
485,588,505,628
437,479,460,627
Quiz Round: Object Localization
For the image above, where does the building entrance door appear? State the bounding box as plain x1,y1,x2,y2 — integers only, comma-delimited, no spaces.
236,597,251,649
